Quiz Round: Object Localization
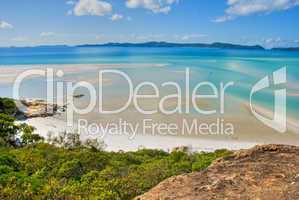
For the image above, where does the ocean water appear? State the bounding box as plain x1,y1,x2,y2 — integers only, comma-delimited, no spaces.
0,46,298,121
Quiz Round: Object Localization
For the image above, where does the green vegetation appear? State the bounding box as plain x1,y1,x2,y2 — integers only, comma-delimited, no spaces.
0,144,231,200
0,98,18,116
0,97,232,199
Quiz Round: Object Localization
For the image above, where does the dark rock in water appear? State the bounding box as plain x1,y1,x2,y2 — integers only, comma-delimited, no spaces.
137,144,299,200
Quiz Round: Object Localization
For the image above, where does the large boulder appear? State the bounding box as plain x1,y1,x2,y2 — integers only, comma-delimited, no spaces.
137,144,299,200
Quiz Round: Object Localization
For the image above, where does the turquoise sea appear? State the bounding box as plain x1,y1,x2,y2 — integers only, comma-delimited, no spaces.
0,46,298,121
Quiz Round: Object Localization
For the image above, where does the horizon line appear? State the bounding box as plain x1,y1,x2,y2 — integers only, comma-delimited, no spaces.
0,41,298,50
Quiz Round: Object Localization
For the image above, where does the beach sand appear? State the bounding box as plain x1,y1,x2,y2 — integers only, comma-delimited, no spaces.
20,95,299,152
21,116,259,152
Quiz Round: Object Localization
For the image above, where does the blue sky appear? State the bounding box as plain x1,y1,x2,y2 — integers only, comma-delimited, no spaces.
0,0,298,47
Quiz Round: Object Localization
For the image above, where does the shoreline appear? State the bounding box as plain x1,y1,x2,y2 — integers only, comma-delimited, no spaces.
11,91,299,152
18,116,266,152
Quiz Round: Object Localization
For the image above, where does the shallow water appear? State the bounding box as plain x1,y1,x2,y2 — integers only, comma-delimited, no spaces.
1,47,298,116
1,47,299,144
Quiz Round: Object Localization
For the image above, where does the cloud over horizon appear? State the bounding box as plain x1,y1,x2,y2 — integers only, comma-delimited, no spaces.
214,0,299,22
180,34,207,41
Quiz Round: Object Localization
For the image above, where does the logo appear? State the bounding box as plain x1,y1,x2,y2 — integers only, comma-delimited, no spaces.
250,67,287,133
12,68,236,137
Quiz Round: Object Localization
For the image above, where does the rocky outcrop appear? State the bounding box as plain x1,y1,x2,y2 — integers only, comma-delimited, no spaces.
17,99,65,118
137,144,299,200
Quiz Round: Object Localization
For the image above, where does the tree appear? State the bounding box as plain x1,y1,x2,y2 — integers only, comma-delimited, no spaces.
0,114,19,146
19,123,44,145
0,98,18,116
84,138,107,151
0,113,43,147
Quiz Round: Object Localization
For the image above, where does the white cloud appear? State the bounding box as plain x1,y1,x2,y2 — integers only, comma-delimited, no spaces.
262,37,299,48
126,0,178,14
227,0,299,16
131,34,165,41
214,0,299,22
0,21,13,29
66,0,75,5
73,0,112,16
264,37,282,47
40,32,56,37
228,0,239,5
111,14,124,21
180,34,207,41
265,37,281,43
212,15,234,23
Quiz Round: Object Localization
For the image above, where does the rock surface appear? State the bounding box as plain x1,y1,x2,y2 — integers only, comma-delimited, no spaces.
137,144,299,200
17,99,62,118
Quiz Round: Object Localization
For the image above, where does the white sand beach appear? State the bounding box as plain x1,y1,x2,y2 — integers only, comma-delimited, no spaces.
20,116,259,152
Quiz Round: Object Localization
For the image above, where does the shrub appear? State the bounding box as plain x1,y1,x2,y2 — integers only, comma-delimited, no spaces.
0,144,232,199
0,98,17,116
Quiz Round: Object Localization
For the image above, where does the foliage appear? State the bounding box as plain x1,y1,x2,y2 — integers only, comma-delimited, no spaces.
19,123,44,145
0,98,232,199
0,113,43,147
0,97,44,147
47,131,106,151
0,144,231,200
0,114,19,146
0,98,18,116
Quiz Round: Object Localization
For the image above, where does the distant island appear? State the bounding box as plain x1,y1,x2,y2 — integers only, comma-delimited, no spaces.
271,47,299,51
77,42,299,51
76,42,265,50
2,42,299,51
